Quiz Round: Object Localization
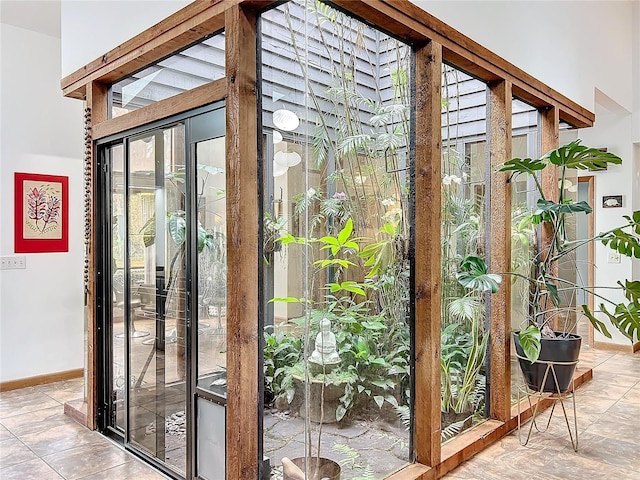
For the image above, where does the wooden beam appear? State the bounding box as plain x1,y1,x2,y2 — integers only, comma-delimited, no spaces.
540,106,560,331
62,0,593,128
61,0,277,99
225,4,259,479
487,80,512,422
329,0,593,128
414,39,442,468
92,79,226,139
80,82,107,430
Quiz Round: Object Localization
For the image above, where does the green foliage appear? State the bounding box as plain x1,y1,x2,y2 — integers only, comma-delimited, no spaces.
263,328,303,405
498,140,640,362
456,256,502,293
517,325,542,363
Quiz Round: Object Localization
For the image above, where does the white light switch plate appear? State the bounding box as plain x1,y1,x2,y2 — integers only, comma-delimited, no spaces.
0,256,26,270
607,251,621,264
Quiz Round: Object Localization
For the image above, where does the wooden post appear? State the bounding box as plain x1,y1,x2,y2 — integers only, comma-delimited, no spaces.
414,39,442,468
225,4,259,479
487,80,512,422
540,106,560,330
84,81,107,430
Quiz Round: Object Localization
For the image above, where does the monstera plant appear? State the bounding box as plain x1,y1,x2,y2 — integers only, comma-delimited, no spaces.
461,140,640,392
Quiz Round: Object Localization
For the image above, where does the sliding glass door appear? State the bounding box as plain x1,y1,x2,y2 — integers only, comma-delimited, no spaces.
99,103,226,479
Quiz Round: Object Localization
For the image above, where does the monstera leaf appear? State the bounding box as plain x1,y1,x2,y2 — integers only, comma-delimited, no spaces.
499,157,547,180
601,212,640,258
456,256,502,293
543,139,622,170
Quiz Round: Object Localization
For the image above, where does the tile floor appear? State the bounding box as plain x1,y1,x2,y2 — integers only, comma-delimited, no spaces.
0,378,167,480
1,348,638,479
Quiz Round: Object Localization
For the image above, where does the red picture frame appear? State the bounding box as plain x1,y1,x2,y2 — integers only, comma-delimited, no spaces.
14,172,69,253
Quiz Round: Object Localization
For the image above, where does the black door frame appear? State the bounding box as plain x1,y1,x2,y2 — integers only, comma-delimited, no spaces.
95,101,226,480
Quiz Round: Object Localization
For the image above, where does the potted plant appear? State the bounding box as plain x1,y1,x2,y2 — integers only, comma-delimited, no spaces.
497,140,640,392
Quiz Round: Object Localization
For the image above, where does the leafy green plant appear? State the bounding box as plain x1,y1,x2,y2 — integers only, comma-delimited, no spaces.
263,327,303,405
498,140,640,361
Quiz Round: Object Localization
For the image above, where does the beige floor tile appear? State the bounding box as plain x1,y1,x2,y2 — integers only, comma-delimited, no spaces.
1,405,68,437
37,379,85,404
0,423,14,441
76,458,169,480
42,441,133,480
0,457,64,479
0,391,60,419
0,437,38,468
18,421,102,457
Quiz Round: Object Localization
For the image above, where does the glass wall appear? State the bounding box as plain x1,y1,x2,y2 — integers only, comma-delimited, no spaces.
126,125,187,475
260,1,412,478
110,34,225,118
440,65,489,441
509,99,539,403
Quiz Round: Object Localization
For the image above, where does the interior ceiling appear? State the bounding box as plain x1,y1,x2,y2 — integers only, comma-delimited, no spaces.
0,0,61,38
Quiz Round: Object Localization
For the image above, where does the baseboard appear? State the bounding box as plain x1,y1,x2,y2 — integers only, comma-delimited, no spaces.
0,368,84,392
594,341,640,354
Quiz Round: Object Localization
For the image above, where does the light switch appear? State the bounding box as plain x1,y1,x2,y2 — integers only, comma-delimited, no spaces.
607,251,621,264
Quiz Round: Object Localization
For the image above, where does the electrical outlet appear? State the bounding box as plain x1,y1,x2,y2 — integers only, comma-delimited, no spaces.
0,256,26,270
607,251,621,264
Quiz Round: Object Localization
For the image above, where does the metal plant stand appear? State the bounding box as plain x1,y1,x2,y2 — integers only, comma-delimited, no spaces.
516,354,579,452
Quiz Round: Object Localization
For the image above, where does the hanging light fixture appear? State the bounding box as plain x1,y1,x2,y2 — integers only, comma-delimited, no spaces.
273,160,288,177
273,109,300,131
274,151,302,167
273,130,283,144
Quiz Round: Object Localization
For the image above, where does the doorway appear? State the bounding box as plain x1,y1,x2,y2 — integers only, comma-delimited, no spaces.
97,103,227,479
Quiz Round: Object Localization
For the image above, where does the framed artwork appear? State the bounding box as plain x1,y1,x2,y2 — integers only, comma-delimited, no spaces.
14,172,69,253
602,195,623,208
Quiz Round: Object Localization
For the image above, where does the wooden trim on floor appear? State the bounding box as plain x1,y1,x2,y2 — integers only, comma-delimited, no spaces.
594,341,640,353
487,80,513,422
386,463,433,480
0,368,84,392
92,79,227,140
225,4,259,479
414,39,443,468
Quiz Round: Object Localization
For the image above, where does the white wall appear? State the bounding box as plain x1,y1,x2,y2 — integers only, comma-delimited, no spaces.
0,22,85,382
415,0,635,113
61,0,189,77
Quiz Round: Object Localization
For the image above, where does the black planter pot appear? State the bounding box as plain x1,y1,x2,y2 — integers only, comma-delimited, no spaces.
513,332,581,393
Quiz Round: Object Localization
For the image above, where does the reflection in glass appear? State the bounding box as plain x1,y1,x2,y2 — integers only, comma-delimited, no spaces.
111,34,225,118
127,125,187,475
110,143,126,432
261,1,412,478
510,100,539,404
195,136,227,394
440,65,489,442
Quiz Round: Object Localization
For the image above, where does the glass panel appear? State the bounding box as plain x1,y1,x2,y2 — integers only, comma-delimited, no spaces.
440,65,489,442
127,125,187,475
110,143,126,432
261,1,412,478
510,99,539,404
195,134,227,394
197,397,226,480
111,34,225,118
